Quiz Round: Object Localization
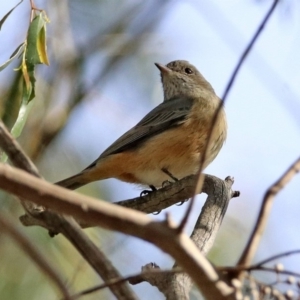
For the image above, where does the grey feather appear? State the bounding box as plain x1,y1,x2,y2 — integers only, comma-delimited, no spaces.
85,97,194,170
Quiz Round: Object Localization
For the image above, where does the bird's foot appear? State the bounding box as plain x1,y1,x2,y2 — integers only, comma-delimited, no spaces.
176,199,187,206
162,180,172,188
140,185,157,197
162,168,178,182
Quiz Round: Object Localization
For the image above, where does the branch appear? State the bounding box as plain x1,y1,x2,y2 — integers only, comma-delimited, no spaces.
0,213,72,300
0,163,235,300
22,171,239,298
71,267,180,299
222,0,279,102
0,121,44,215
0,121,137,300
190,176,236,255
115,174,239,215
22,175,239,299
238,156,300,267
254,249,300,268
165,176,237,299
177,0,279,236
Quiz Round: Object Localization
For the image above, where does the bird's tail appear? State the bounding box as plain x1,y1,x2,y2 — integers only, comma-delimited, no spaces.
56,173,87,190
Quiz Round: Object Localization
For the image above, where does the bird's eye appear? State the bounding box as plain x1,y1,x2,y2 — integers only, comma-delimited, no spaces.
184,68,193,74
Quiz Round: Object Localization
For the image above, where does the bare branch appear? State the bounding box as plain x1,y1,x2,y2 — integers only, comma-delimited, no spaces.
222,0,279,102
0,213,72,300
0,122,39,176
71,267,180,300
0,120,44,215
0,120,137,300
0,163,235,300
164,176,236,299
238,156,300,267
21,169,239,298
115,174,239,215
254,249,300,267
190,176,236,256
178,0,279,235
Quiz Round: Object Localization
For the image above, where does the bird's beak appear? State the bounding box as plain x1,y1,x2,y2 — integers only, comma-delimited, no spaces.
154,63,171,74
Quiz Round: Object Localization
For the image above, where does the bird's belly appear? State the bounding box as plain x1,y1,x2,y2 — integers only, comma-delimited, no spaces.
134,156,199,187
103,116,226,187
129,126,202,187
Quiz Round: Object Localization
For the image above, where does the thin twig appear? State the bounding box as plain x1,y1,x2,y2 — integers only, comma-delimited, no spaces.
178,0,279,233
219,265,300,279
0,213,72,300
254,250,300,267
238,156,300,267
69,269,181,300
222,0,279,101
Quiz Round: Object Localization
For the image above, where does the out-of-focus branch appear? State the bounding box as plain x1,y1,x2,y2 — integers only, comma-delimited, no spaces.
254,249,300,267
0,120,44,215
238,156,300,267
0,213,72,300
222,0,279,102
177,0,279,238
0,120,138,300
0,163,235,300
0,121,39,176
70,267,180,300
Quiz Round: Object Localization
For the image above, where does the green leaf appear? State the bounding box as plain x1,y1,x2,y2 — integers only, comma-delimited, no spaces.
37,25,49,65
25,13,49,65
0,43,25,72
0,0,23,31
21,56,35,103
10,97,34,138
0,97,34,163
22,13,50,102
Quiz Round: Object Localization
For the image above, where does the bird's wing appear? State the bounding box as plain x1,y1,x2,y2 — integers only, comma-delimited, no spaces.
85,97,194,169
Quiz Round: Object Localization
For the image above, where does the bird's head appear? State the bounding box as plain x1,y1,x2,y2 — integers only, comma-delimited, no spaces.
155,60,215,100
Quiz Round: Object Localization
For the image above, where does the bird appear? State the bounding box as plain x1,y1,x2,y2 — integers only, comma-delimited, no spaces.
56,60,227,191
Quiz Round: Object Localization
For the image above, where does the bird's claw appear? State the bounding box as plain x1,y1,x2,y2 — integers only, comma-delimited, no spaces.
176,200,187,206
140,190,152,197
162,180,172,188
140,185,157,197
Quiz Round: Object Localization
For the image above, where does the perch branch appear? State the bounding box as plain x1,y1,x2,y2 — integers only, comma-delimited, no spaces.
0,163,235,300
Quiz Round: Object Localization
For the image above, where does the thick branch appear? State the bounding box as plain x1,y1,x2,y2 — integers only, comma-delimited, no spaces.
0,163,235,300
116,174,238,214
0,121,44,215
150,176,236,299
0,121,137,300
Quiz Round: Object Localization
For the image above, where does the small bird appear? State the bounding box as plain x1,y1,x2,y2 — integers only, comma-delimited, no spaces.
56,60,227,190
